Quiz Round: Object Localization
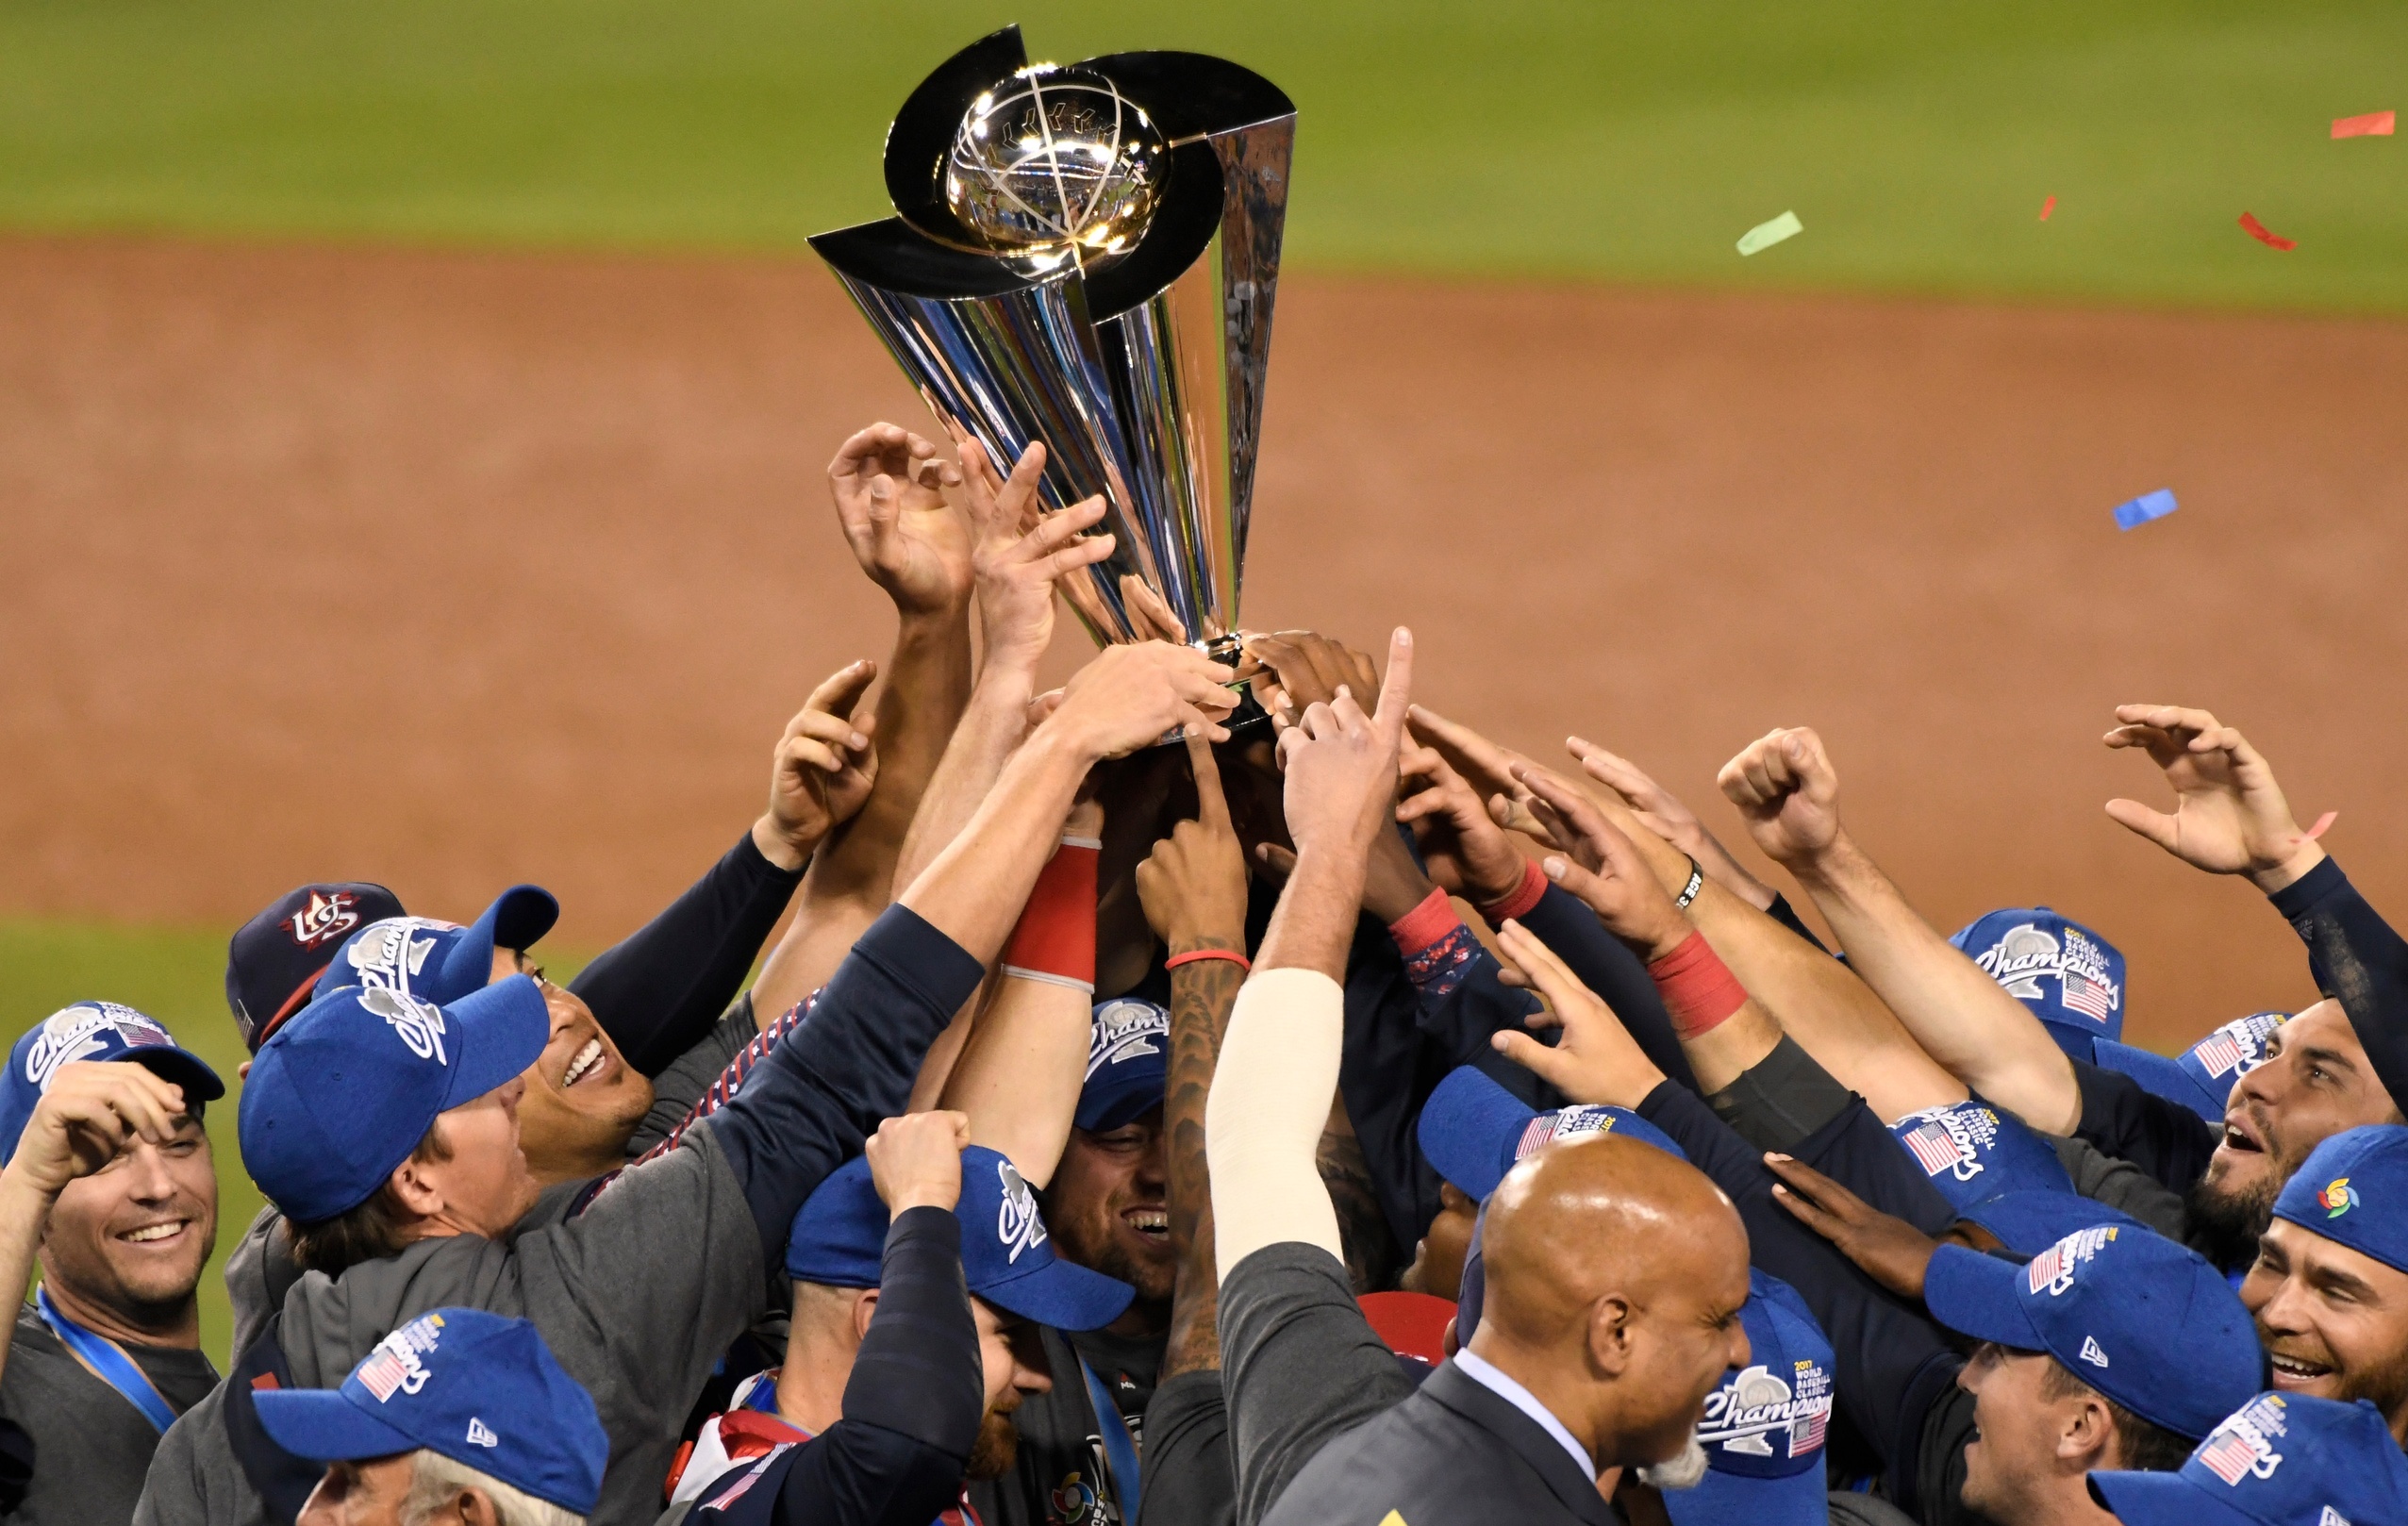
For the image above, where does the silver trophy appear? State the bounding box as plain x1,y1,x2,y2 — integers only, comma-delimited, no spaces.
810,27,1293,688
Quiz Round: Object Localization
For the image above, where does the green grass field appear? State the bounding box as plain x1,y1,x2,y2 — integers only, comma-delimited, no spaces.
0,922,588,1367
2,0,2406,311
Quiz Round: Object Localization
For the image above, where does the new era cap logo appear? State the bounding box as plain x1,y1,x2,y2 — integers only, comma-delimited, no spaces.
360,986,449,1065
466,1417,498,1448
2079,1336,2109,1368
2319,1508,2351,1526
996,1159,1047,1265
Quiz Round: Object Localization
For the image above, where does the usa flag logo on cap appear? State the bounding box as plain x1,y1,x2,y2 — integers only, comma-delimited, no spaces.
2196,1394,2287,1485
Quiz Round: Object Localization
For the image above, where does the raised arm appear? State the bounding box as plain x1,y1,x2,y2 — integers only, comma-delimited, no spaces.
744,424,975,1018
1717,726,2078,1133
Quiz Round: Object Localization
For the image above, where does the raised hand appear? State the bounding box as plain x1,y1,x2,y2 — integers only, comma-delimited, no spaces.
1763,1152,1942,1301
2102,705,2321,889
827,423,972,618
1120,574,1191,645
1049,641,1237,761
960,438,1117,681
1567,738,1776,911
1509,771,1691,960
4,1062,187,1201
1277,629,1415,860
865,1109,971,1216
758,661,883,868
1716,727,1843,867
1487,921,1668,1109
1397,741,1529,906
1137,732,1251,952
1245,630,1380,731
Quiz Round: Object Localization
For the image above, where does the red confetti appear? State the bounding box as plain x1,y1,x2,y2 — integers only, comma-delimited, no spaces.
2239,212,2297,251
2332,110,2394,140
2039,194,2056,221
2307,810,2338,840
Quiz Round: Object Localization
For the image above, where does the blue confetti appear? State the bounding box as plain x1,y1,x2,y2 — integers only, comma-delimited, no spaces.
2113,489,2179,532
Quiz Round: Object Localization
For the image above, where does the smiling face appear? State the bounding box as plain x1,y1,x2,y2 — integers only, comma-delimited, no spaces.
1952,1346,2121,1526
2242,1219,2408,1440
39,1103,218,1335
1040,1109,1172,1326
489,950,653,1183
2191,1003,2400,1263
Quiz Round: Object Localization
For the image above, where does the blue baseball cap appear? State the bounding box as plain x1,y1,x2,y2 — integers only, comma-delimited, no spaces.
226,883,408,1052
2095,1012,2291,1127
1954,1190,2148,1256
1665,1271,1837,1526
1075,998,1168,1133
1924,1224,2261,1438
2271,1125,2408,1275
0,1004,224,1165
254,1307,606,1516
787,1145,1134,1331
240,977,550,1223
1888,1099,2072,1214
1951,907,2126,1051
1419,1065,1685,1203
312,887,559,1009
2089,1393,2408,1526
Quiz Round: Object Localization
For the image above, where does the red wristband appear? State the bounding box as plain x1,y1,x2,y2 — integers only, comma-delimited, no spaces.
1165,948,1251,973
1647,930,1751,1039
1476,857,1548,925
1388,887,1462,960
1001,838,1100,991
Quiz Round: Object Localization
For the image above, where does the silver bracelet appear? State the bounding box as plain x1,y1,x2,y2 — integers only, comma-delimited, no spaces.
1674,858,1705,909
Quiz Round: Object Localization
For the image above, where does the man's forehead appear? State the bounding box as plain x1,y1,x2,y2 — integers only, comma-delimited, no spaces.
2268,1219,2408,1297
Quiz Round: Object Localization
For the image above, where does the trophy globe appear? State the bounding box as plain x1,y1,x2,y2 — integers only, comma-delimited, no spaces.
945,65,1168,269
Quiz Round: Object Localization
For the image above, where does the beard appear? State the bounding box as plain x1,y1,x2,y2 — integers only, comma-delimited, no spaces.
2185,1163,2281,1269
965,1404,1021,1481
1636,1435,1710,1491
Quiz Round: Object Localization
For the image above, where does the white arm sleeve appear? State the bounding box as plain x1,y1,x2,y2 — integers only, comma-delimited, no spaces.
1205,966,1346,1283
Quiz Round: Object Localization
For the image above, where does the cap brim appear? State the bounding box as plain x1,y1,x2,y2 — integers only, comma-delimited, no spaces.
254,1388,420,1464
1663,1458,1829,1526
1922,1244,2050,1351
437,977,551,1112
973,1255,1135,1332
478,886,558,956
2088,1470,2263,1526
120,1047,226,1106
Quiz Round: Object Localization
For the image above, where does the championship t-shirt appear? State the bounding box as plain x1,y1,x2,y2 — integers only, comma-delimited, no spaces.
0,1304,219,1526
968,1325,1159,1526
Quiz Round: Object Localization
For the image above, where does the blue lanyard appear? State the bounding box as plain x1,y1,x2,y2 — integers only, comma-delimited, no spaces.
34,1287,180,1435
1076,1354,1141,1526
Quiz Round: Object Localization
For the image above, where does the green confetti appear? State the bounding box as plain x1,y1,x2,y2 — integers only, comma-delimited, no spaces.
1737,210,1803,257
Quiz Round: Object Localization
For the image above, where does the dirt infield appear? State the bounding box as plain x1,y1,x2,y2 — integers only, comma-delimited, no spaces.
5,235,2405,1051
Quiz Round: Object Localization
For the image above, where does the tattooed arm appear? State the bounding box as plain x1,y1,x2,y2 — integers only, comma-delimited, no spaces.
1137,734,1253,1380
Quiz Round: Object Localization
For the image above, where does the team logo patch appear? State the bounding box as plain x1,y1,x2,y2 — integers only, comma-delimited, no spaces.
465,1417,498,1448
1894,1104,2000,1183
342,918,453,1001
2318,1177,2359,1218
1048,1469,1102,1524
2079,1335,2110,1368
361,986,449,1065
996,1159,1047,1265
1698,1355,1833,1460
25,1004,173,1090
287,891,364,949
1515,1106,1623,1162
2317,1510,2350,1526
2196,1394,2287,1485
2025,1225,2118,1297
1085,1000,1169,1081
1973,923,2120,1027
356,1313,445,1402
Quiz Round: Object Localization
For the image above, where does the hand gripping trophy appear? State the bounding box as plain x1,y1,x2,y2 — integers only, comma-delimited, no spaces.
811,27,1293,708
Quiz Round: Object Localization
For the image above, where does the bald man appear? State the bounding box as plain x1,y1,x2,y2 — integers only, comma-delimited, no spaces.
1261,1135,1752,1526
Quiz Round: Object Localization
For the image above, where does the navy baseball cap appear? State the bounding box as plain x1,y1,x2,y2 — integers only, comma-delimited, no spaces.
1075,998,1168,1133
1954,1190,2148,1256
1924,1224,2261,1438
1888,1099,2072,1214
1951,907,2126,1052
0,1004,224,1165
2271,1126,2408,1274
312,887,559,1010
2089,1393,2408,1526
240,977,549,1223
1666,1272,1837,1526
1419,1065,1685,1202
226,883,407,1052
2094,1011,2291,1127
787,1145,1134,1331
254,1307,606,1516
